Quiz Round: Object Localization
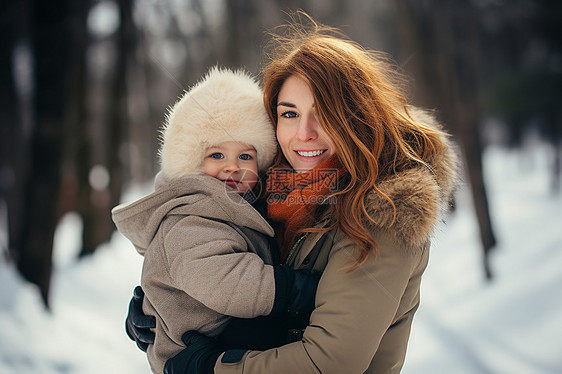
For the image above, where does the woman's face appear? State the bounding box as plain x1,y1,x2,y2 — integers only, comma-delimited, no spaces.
276,75,335,173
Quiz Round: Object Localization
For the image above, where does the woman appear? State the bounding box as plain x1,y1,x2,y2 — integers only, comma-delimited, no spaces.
128,14,458,374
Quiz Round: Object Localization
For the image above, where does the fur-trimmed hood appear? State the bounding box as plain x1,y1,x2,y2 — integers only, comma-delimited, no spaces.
159,67,277,179
364,107,460,250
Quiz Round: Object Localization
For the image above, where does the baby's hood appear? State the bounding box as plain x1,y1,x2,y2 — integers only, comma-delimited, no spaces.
111,173,274,256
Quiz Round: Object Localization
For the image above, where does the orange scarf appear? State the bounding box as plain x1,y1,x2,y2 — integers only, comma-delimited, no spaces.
265,155,347,261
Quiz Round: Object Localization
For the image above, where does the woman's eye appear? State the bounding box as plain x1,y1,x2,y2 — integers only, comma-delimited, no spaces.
209,153,223,159
279,110,297,119
239,154,252,161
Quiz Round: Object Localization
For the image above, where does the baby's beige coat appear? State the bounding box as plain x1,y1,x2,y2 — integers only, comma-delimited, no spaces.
112,174,276,373
214,108,460,374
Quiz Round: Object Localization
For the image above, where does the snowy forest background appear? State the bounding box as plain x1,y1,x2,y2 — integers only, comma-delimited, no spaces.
1,0,561,373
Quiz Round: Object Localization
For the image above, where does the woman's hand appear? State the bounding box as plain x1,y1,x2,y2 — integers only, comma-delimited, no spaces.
125,286,156,352
164,331,227,374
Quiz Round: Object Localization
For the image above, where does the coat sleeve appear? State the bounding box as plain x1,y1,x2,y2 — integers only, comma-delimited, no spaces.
164,215,275,318
214,234,424,374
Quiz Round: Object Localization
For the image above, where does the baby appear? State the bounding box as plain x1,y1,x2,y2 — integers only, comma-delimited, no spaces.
112,67,316,373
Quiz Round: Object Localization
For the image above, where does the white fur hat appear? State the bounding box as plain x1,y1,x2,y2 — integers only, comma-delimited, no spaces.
159,67,277,179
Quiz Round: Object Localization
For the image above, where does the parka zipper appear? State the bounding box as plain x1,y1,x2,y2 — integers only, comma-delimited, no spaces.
285,232,309,266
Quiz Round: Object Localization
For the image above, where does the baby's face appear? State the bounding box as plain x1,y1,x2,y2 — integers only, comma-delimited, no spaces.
201,141,259,194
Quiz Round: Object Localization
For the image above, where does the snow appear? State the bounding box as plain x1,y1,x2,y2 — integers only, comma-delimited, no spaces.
403,144,562,374
1,145,561,373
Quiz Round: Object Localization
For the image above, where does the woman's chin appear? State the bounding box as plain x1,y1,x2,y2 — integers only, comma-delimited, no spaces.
291,155,329,173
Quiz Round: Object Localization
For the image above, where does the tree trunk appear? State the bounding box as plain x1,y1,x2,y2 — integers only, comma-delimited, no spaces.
0,0,29,261
460,117,497,279
78,0,135,258
395,0,497,279
222,0,262,71
16,0,73,307
63,0,96,256
548,110,561,194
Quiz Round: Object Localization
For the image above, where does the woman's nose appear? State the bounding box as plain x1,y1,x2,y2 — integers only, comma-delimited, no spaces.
295,115,319,142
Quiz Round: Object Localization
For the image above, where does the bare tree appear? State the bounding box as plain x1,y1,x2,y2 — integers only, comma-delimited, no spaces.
78,0,137,257
14,0,74,307
0,1,30,261
395,0,497,279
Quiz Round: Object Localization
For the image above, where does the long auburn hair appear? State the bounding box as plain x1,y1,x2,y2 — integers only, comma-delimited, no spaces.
262,13,447,267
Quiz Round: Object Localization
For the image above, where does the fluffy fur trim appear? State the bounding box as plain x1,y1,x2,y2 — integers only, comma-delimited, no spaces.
365,107,460,250
159,67,277,179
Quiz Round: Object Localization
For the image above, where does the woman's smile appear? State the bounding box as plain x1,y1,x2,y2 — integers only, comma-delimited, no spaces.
295,149,327,157
294,149,330,164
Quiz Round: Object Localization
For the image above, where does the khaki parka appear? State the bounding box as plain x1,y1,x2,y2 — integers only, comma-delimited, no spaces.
112,174,276,373
213,108,459,374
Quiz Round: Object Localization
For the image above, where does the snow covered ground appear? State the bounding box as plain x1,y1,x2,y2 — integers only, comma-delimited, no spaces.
403,144,562,374
1,144,561,374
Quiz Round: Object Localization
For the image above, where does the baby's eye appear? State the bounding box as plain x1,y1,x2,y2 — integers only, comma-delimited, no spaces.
209,153,223,159
279,110,297,119
239,154,253,161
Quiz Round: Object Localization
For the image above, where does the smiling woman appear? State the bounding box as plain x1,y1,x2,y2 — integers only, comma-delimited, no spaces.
275,75,336,172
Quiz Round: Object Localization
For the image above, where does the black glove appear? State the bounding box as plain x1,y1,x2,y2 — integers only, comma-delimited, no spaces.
164,331,225,374
271,265,322,329
125,285,156,352
218,315,287,351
